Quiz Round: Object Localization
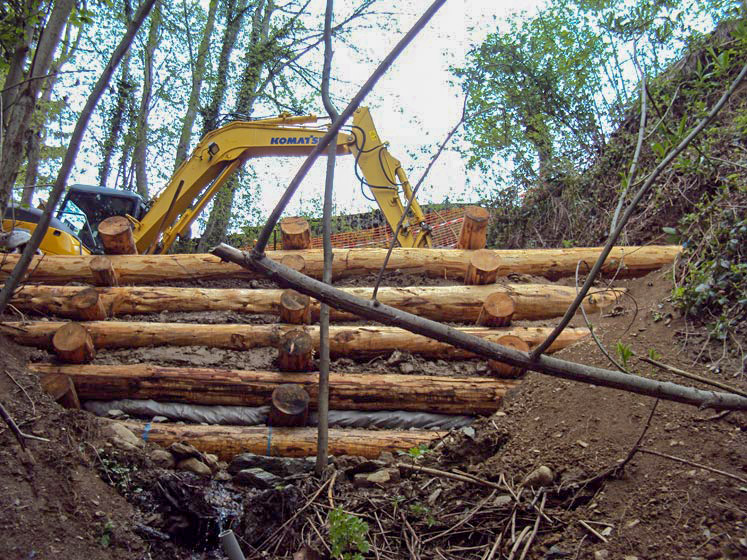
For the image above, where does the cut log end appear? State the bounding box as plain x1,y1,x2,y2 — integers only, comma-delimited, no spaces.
477,292,515,327
280,254,306,273
40,373,81,409
456,206,490,250
277,329,314,371
70,288,108,321
89,256,119,286
465,249,500,285
488,335,529,378
52,322,95,364
280,217,311,250
98,216,138,255
269,384,310,427
279,289,311,324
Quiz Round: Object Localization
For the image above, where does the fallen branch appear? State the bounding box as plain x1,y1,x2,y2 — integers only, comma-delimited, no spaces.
640,356,747,398
0,401,50,449
637,447,747,485
211,244,747,411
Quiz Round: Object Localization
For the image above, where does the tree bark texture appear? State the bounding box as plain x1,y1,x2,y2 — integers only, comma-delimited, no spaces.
0,245,681,284
11,283,622,322
30,362,518,415
4,321,588,358
456,206,490,250
118,420,446,460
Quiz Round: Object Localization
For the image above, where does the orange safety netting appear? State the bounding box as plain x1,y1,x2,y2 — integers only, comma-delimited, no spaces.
305,206,466,249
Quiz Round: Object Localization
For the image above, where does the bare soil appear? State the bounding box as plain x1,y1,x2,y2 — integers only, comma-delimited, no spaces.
1,266,745,559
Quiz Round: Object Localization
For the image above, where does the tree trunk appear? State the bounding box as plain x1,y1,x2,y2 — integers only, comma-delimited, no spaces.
269,384,310,426
0,0,74,216
0,245,682,284
464,249,500,285
456,206,489,250
173,0,219,170
3,320,588,358
52,322,95,363
30,362,517,415
277,329,314,371
132,0,161,199
280,217,312,249
118,420,445,460
12,283,622,322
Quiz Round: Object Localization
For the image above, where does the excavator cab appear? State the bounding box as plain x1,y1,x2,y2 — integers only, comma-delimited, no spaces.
56,185,146,253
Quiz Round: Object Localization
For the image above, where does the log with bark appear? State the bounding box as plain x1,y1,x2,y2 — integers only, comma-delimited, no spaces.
70,288,108,321
29,363,517,415
278,289,311,324
98,216,138,255
10,283,623,322
0,245,681,284
277,329,314,371
4,321,589,359
280,216,311,249
456,206,490,250
464,249,500,285
118,420,445,460
476,292,515,327
89,256,119,286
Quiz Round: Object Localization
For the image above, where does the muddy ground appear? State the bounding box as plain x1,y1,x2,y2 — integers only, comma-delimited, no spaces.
0,266,745,559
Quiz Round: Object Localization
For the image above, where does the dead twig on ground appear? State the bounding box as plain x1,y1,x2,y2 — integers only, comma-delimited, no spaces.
578,520,608,543
518,492,546,560
637,447,747,484
0,400,49,449
640,356,747,398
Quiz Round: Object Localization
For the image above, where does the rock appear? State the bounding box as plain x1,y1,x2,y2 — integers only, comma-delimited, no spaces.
493,494,512,507
177,457,212,477
150,449,175,468
151,416,168,423
203,453,220,473
387,350,406,365
215,470,232,482
623,556,639,560
105,409,127,419
461,426,476,439
353,469,398,488
545,544,571,558
523,465,554,488
228,452,314,478
234,467,281,488
169,442,201,460
377,451,395,465
594,551,609,560
103,422,143,449
398,362,415,374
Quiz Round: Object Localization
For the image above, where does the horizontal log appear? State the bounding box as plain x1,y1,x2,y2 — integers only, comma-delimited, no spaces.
3,321,588,359
0,245,680,284
29,363,518,415
119,420,445,460
10,283,623,323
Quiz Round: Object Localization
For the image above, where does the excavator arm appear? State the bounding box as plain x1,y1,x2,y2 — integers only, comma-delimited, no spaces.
133,107,432,254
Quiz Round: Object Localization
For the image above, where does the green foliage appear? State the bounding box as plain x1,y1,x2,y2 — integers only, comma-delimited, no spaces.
99,520,115,548
403,443,430,460
409,503,436,527
616,341,633,369
648,348,661,361
328,507,370,560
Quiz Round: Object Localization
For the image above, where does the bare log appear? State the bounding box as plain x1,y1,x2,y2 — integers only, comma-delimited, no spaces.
280,217,311,249
208,243,747,411
279,289,311,324
119,420,445,460
52,322,94,363
70,288,108,321
464,249,500,285
487,336,529,378
3,321,588,359
39,373,81,409
269,384,310,426
30,362,516,414
277,329,314,371
456,206,489,250
476,292,515,327
89,256,119,286
98,216,138,255
9,283,623,322
0,246,682,284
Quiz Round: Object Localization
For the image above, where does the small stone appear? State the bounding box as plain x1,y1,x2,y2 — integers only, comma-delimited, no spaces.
495,411,507,417
377,451,395,465
594,551,609,560
576,440,589,448
367,470,391,485
353,473,374,488
105,409,126,419
427,488,442,505
626,519,640,529
203,453,220,472
177,457,212,477
234,467,281,488
523,465,554,488
103,422,143,448
150,449,175,468
546,544,571,558
215,470,232,482
169,442,201,460
398,362,415,374
249,280,260,289
623,556,639,560
151,416,168,423
493,494,512,507
601,526,613,537
94,511,106,518
461,426,476,439
387,350,406,365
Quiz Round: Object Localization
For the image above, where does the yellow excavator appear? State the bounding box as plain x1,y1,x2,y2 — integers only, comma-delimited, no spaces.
1,107,432,255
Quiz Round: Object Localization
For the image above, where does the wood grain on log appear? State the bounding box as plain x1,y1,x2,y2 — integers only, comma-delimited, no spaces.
40,373,81,409
465,249,500,285
280,217,311,249
269,384,310,426
71,288,108,321
98,216,137,255
119,420,445,460
5,321,588,358
9,284,623,322
476,292,515,327
0,246,682,284
52,322,94,363
456,206,489,250
89,256,119,286
277,329,314,371
488,336,530,378
279,289,311,324
30,363,517,415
